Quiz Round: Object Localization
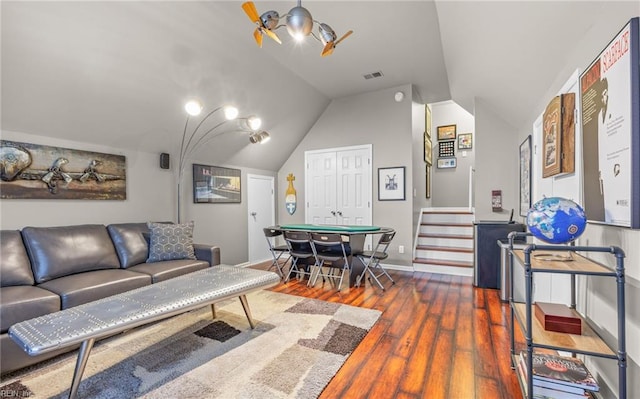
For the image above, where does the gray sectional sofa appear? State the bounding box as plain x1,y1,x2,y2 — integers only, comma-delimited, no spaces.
0,222,220,375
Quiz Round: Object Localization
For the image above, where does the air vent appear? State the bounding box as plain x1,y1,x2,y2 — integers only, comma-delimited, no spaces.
363,71,384,80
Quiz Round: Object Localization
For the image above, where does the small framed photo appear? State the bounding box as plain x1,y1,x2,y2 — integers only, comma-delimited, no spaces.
437,158,457,169
458,133,472,149
424,133,432,165
378,166,405,201
437,124,456,141
438,140,455,157
193,164,241,203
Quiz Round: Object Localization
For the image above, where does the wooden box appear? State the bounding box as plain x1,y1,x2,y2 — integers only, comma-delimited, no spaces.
534,302,582,335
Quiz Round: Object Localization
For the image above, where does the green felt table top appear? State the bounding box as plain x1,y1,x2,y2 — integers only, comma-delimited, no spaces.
278,224,382,232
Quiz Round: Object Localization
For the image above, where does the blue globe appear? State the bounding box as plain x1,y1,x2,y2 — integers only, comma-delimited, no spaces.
526,197,587,244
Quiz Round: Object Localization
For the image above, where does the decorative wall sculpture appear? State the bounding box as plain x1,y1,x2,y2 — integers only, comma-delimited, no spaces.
0,140,126,200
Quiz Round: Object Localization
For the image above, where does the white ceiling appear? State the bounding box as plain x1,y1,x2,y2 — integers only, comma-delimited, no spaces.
2,1,638,171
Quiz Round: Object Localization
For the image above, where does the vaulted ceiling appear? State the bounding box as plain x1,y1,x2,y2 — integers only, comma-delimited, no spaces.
2,1,637,171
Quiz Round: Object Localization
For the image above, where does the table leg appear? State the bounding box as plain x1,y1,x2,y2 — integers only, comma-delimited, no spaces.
238,295,255,329
68,338,95,399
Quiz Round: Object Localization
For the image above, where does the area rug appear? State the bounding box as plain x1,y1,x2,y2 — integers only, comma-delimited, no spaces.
0,290,381,399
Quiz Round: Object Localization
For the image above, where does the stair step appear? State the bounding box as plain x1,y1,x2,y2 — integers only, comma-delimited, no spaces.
416,245,473,253
421,222,473,227
413,257,474,268
422,211,473,215
419,233,473,240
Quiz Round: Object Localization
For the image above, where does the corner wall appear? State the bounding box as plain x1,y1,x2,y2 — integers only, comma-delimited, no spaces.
277,84,415,266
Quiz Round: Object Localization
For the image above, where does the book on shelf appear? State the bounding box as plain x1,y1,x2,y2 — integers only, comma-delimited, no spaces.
519,352,599,392
517,356,590,398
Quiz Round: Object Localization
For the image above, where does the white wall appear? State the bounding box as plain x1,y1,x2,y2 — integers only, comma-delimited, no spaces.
0,130,174,228
430,101,475,208
277,84,415,266
473,99,520,221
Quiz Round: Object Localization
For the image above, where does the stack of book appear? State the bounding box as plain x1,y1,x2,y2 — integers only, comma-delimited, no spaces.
517,352,600,399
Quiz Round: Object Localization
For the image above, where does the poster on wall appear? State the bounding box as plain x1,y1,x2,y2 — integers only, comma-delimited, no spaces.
580,17,639,228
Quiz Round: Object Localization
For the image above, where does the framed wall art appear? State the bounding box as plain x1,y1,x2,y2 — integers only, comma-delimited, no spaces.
193,164,241,203
458,133,473,149
438,140,455,157
437,158,457,169
437,124,456,141
0,139,126,200
425,105,432,139
424,133,432,165
519,135,532,216
378,166,405,201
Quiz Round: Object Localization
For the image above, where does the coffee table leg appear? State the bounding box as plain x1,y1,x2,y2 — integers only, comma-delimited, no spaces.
211,303,216,319
238,295,255,329
68,338,95,399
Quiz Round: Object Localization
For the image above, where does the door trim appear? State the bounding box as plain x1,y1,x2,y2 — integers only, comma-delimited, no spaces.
247,174,275,265
304,144,373,225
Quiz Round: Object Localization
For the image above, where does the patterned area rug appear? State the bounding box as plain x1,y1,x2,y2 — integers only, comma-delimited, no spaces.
1,290,381,398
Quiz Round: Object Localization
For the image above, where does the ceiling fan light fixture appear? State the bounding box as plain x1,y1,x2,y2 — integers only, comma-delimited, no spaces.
286,6,313,40
258,131,270,143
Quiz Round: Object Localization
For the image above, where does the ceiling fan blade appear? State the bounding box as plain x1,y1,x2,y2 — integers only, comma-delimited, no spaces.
242,1,260,23
263,28,282,44
254,28,263,48
334,30,353,47
321,42,334,57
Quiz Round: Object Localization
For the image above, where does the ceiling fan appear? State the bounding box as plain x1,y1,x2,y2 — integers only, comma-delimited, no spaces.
241,1,353,57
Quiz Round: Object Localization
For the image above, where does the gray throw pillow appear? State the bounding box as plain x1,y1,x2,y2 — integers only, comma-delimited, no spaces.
146,221,196,263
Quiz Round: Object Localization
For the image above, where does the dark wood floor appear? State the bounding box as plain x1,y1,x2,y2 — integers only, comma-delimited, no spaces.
251,262,525,399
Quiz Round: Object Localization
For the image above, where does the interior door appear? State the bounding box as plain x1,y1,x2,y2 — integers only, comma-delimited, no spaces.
305,144,372,227
247,174,275,265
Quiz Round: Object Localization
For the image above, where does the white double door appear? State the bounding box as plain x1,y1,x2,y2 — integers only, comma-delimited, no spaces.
305,145,372,227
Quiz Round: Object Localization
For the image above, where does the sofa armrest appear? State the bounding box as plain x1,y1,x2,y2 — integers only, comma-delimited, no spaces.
193,244,221,266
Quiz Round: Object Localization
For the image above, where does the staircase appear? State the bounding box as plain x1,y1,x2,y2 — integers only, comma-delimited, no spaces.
413,207,474,276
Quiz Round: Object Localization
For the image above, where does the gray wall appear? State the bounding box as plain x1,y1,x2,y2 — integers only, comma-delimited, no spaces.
277,84,415,266
431,101,475,208
0,130,174,228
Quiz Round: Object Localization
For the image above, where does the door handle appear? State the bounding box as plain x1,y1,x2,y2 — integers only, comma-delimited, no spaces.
337,211,343,216
250,212,257,217
331,211,336,216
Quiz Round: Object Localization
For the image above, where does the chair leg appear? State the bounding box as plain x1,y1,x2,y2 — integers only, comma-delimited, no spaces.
356,256,373,288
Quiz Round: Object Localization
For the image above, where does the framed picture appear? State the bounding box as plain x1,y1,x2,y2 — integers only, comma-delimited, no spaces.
438,140,455,157
424,133,432,165
193,164,241,203
437,157,457,169
542,95,562,178
519,135,532,216
378,166,405,201
425,105,432,139
426,164,431,199
437,124,456,140
458,133,473,149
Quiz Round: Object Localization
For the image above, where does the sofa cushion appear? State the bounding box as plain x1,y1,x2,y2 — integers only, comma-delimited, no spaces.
128,259,209,283
22,225,121,284
0,286,60,333
107,223,150,268
146,222,196,263
1,230,35,287
38,269,152,309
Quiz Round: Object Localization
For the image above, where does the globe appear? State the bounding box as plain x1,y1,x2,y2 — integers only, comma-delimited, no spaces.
526,197,587,244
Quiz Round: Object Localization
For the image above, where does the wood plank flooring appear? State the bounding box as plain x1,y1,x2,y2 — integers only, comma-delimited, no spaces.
251,262,524,399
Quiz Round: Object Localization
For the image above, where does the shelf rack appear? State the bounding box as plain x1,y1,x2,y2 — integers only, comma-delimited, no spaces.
506,232,626,399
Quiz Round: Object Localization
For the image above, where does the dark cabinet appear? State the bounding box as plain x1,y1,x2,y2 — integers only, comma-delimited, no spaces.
473,222,525,288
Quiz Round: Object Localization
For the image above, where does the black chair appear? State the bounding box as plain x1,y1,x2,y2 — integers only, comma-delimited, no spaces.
356,231,396,290
283,231,315,283
263,228,291,278
309,232,351,290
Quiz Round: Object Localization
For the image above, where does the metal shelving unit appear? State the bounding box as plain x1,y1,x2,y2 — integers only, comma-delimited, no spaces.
507,232,627,399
